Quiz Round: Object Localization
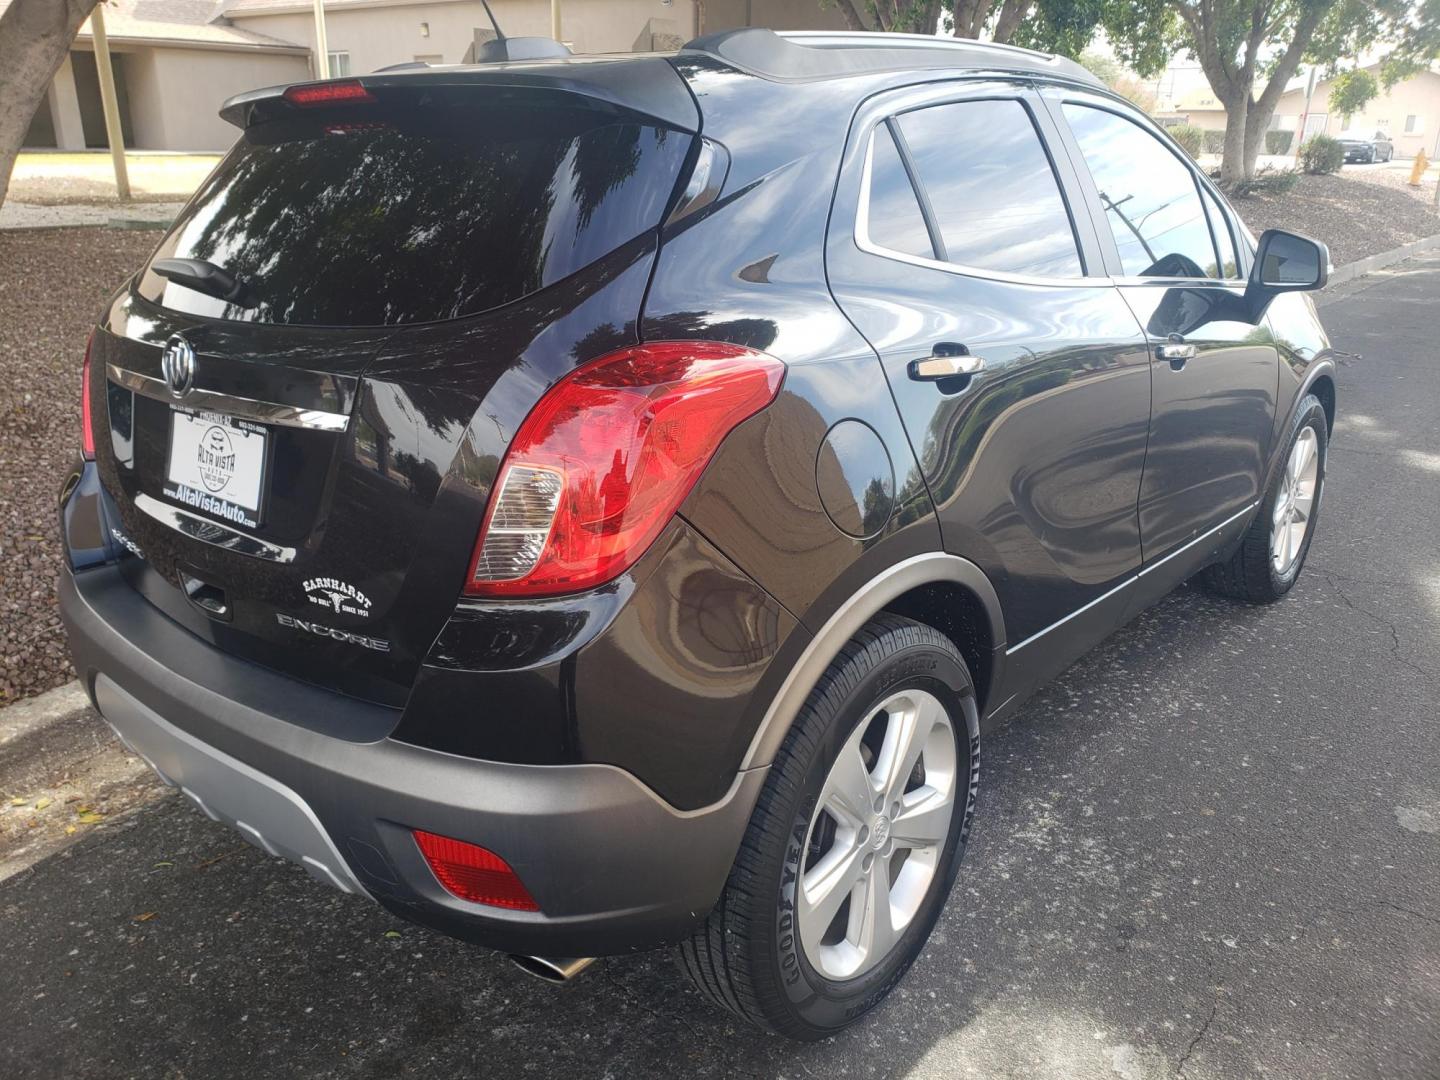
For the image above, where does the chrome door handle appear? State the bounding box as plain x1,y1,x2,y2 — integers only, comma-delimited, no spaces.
1156,342,1197,360
909,352,986,381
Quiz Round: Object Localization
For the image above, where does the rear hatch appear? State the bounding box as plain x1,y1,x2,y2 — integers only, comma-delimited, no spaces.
93,64,696,706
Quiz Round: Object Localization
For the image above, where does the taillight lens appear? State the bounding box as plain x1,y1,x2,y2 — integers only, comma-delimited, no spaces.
464,342,784,598
283,80,375,107
81,333,95,460
413,830,539,910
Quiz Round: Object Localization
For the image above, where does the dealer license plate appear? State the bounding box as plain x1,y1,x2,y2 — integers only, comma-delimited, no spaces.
163,409,268,529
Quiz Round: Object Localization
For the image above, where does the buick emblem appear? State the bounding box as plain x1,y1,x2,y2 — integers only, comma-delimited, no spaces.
161,334,196,398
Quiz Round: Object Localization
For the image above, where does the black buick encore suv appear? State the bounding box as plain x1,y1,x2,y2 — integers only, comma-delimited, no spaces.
58,29,1336,1039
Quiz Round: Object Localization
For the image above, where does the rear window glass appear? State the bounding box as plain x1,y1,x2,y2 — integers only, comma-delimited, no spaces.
137,92,689,326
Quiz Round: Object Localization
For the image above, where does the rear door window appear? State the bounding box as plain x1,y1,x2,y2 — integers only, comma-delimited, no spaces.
891,98,1083,278
137,90,690,326
1061,104,1220,280
865,123,935,260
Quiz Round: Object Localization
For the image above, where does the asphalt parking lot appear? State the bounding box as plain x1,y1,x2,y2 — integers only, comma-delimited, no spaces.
3,257,1439,1079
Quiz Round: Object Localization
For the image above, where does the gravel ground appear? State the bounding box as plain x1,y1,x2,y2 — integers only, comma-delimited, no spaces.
0,228,156,704
1345,160,1440,206
1233,172,1440,265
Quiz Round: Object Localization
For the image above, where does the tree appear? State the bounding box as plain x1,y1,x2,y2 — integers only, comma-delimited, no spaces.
1328,67,1379,127
1079,47,1160,111
1090,0,1440,184
0,0,104,207
822,0,1039,40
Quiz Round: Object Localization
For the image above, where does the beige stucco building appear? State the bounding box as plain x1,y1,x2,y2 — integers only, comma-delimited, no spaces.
1272,64,1440,159
23,0,846,153
1154,61,1440,159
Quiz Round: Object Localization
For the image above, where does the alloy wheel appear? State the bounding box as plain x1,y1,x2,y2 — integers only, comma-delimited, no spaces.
1271,426,1319,574
797,689,958,981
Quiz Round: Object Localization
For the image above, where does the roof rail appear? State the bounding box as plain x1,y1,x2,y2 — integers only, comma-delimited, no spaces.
681,27,1101,88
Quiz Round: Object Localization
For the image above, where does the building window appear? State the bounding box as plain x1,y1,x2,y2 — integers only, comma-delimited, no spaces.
327,51,352,77
1405,114,1422,135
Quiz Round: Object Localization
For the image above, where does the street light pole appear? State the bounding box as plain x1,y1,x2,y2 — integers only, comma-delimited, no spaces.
312,0,330,78
1294,64,1318,159
89,5,130,202
551,0,561,41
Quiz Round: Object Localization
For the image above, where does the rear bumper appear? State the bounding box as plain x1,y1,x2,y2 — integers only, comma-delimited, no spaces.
60,563,766,956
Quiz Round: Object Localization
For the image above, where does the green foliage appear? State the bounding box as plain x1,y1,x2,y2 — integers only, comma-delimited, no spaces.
1228,166,1302,197
1328,68,1379,122
1266,129,1295,155
1298,134,1344,174
1014,0,1178,76
1078,49,1122,84
1168,123,1206,158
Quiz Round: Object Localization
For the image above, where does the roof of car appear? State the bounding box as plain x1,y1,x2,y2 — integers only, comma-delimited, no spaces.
681,29,1103,89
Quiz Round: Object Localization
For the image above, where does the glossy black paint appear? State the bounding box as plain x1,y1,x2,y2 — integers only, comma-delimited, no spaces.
60,45,1337,953
826,81,1154,647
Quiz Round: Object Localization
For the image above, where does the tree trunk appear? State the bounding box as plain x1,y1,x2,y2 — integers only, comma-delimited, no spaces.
951,0,995,39
991,0,1026,42
0,0,100,208
1220,95,1250,186
1239,3,1330,178
832,0,872,30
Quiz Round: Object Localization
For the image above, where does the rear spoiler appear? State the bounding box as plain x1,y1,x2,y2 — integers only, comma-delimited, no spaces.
219,57,700,133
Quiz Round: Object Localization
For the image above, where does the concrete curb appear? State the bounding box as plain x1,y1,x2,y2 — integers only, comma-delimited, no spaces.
0,681,90,748
1327,232,1440,287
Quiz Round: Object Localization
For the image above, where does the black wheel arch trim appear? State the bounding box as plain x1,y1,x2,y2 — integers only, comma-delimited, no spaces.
739,551,1005,770
1267,357,1337,491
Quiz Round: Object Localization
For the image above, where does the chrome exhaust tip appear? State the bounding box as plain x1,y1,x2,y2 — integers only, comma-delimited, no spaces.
507,955,597,983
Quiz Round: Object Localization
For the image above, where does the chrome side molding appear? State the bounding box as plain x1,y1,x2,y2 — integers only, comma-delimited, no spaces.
106,363,351,433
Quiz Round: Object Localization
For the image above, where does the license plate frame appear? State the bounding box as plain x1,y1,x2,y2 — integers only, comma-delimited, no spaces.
163,408,270,530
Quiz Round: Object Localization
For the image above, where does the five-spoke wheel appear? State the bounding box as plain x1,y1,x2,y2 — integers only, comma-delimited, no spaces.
798,688,957,980
1271,425,1319,574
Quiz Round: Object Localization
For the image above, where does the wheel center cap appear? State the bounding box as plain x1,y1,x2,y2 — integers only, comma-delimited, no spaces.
871,815,891,849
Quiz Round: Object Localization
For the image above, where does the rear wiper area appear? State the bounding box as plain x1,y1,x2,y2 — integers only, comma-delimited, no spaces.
151,257,253,307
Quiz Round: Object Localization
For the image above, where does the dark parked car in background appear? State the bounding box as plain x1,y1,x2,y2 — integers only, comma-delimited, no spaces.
57,29,1336,1040
1340,130,1394,162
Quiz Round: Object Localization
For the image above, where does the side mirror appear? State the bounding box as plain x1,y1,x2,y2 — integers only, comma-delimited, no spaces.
1246,229,1329,319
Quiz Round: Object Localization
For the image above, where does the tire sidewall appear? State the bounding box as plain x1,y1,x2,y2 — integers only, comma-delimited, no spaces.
1266,396,1328,593
771,641,979,1034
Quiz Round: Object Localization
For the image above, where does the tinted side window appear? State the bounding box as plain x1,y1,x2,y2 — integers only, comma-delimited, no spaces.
1062,104,1219,280
893,99,1083,278
1200,186,1240,279
866,123,935,259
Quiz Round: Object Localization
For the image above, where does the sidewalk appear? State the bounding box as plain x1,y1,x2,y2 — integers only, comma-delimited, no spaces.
0,683,160,881
1,149,213,231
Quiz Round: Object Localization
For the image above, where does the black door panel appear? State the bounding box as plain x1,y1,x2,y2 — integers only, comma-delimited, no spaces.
1043,93,1280,562
826,85,1152,646
1120,285,1278,557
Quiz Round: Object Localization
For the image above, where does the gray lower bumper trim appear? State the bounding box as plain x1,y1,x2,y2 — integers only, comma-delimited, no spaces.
95,676,368,898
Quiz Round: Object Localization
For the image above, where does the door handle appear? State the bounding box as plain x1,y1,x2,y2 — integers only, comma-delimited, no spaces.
1156,335,1196,369
909,345,986,382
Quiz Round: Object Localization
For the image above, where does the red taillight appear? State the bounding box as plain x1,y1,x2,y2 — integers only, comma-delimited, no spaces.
464,342,784,599
283,80,375,107
413,830,539,910
81,334,95,460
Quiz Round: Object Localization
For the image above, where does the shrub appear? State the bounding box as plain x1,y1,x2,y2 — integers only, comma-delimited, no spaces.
1299,134,1344,175
1228,167,1302,198
1265,129,1295,156
1168,124,1205,159
1203,129,1226,155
